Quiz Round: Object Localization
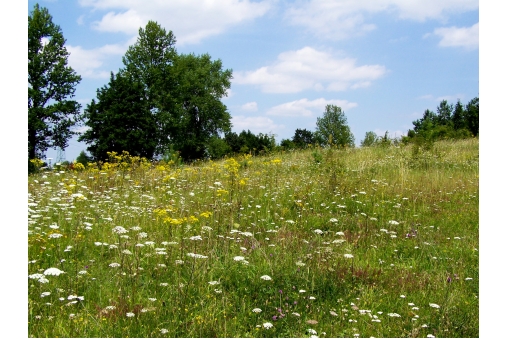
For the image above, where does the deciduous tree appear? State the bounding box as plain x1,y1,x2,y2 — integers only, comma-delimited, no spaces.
28,4,81,160
315,105,354,147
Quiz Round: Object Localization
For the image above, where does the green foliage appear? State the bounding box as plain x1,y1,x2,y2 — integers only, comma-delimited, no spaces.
75,150,92,166
360,131,379,147
206,136,232,159
79,72,158,161
28,4,82,160
81,21,232,162
224,130,275,156
408,98,479,143
315,105,355,148
292,128,315,148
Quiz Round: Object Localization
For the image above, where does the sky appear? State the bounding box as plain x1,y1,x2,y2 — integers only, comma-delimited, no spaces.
27,0,479,162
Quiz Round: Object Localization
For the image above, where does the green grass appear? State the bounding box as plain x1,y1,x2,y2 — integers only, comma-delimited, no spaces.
28,139,479,337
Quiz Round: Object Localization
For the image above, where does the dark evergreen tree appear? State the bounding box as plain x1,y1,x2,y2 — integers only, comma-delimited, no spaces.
79,72,158,161
292,128,315,148
465,97,479,136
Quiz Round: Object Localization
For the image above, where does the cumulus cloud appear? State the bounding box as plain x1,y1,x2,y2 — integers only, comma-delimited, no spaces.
66,43,128,79
231,116,284,135
266,98,357,117
233,47,386,93
79,0,271,44
241,102,258,112
433,22,479,49
285,0,478,40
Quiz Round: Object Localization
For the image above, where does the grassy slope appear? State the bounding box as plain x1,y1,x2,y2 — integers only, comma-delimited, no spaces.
28,139,479,337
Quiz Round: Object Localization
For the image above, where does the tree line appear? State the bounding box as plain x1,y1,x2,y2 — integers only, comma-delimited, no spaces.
28,3,478,171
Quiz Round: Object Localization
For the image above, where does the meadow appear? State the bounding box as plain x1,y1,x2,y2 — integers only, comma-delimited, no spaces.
28,139,479,338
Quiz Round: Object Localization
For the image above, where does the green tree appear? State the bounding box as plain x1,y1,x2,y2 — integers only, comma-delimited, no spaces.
315,105,354,147
79,72,158,161
465,97,479,136
451,100,466,130
360,131,378,147
172,53,233,160
436,100,453,126
120,21,232,160
28,4,82,160
75,150,92,166
292,128,315,148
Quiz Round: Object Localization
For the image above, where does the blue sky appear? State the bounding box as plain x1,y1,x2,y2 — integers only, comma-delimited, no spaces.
28,0,479,162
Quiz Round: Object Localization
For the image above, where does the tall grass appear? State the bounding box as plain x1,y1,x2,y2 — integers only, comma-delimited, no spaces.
28,139,479,337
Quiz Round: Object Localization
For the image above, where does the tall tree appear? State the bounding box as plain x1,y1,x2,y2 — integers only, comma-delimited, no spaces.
465,97,479,136
451,100,466,130
172,53,232,160
28,4,82,160
360,131,378,147
120,21,232,160
315,105,355,147
79,72,158,161
436,100,453,126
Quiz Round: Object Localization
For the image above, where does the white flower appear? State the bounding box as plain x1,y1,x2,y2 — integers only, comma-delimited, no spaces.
160,328,169,334
260,275,272,281
429,303,440,309
112,226,128,234
208,281,220,285
465,277,473,281
427,335,435,338
330,310,338,316
48,233,63,238
214,289,222,294
388,220,399,225
307,329,318,335
309,296,316,300
187,253,208,259
299,289,306,293
109,263,121,268
189,235,202,241
388,313,401,317
296,261,306,266
43,267,65,276
314,229,323,235
40,292,51,298
292,312,301,317
263,322,273,329
175,260,184,265
400,295,406,298
233,256,245,261
252,308,262,313
126,312,135,318
330,218,338,223
335,231,345,236
122,249,132,255
344,254,354,259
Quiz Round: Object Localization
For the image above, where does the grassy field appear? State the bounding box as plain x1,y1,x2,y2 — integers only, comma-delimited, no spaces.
28,139,479,338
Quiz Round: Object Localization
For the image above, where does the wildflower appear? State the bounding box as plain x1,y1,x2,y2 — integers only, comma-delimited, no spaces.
160,328,169,334
44,267,65,276
233,256,245,261
400,295,406,298
330,218,338,223
336,231,345,236
189,235,202,241
262,322,273,329
252,308,262,313
388,220,399,225
40,292,51,298
330,311,338,316
292,312,301,317
344,254,354,259
122,249,132,255
112,226,128,234
314,229,324,235
388,313,401,317
306,319,318,324
48,233,63,238
429,303,440,309
296,261,306,266
214,289,222,293
208,281,220,285
126,312,135,318
309,296,316,300
260,275,272,281
465,277,473,281
308,329,318,335
109,263,120,268
427,335,435,338
175,260,184,265
299,289,306,293
186,253,208,259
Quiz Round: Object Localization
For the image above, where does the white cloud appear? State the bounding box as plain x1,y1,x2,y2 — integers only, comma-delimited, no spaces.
231,116,284,135
234,47,386,93
241,102,258,112
79,0,271,44
266,98,357,117
285,0,478,40
66,42,130,79
433,22,479,49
